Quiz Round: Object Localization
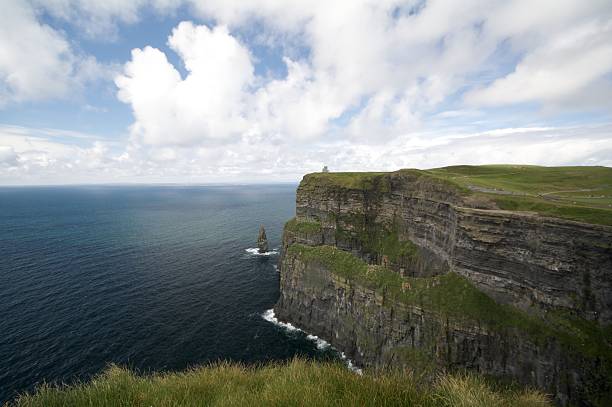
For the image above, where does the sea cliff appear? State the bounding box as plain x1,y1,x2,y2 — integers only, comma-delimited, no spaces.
275,166,612,406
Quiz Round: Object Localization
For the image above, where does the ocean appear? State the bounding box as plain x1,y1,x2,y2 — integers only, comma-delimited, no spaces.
0,185,340,403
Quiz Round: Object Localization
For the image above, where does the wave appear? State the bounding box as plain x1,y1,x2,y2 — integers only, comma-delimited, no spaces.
245,248,279,256
306,333,331,351
261,308,300,332
261,309,362,374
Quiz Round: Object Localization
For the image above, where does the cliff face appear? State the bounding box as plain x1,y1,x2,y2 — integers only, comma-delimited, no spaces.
275,252,608,406
275,170,612,406
293,170,612,324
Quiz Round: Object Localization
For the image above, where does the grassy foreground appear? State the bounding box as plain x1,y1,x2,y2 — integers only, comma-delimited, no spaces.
10,359,550,407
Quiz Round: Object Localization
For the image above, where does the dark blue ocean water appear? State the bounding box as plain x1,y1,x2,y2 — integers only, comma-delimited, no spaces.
0,185,338,403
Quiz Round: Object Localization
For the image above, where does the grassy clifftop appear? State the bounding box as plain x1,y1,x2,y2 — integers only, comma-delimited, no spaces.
300,172,390,191
429,165,612,225
10,359,549,407
301,165,612,226
429,165,612,198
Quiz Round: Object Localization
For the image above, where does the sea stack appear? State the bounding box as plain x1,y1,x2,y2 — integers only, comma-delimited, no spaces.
257,225,269,253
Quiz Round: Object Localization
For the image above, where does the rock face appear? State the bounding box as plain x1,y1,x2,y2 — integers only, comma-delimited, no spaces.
275,170,612,406
276,253,608,406
292,170,612,324
257,225,269,253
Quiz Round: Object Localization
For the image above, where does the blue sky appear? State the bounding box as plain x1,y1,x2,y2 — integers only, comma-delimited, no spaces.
1,0,611,184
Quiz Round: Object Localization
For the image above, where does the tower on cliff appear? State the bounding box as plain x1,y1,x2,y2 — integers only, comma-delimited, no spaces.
257,225,269,253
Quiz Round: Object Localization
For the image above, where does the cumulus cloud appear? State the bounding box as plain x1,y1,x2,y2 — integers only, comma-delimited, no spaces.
116,22,253,146
2,0,612,184
0,0,110,105
466,19,612,108
112,1,612,151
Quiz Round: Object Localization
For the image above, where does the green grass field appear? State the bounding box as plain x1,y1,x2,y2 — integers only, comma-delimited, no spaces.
428,165,612,226
9,359,550,407
429,165,612,206
284,217,323,234
303,165,612,226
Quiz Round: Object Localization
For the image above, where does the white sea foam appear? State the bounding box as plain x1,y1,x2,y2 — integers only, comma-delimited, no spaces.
306,334,331,350
261,308,300,331
340,352,363,375
245,248,279,256
261,308,362,374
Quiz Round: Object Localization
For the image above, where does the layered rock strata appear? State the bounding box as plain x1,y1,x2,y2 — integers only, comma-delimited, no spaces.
291,170,612,324
276,170,612,406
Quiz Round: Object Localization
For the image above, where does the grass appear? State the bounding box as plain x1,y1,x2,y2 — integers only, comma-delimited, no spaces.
286,215,420,267
491,195,612,226
10,358,550,407
302,165,612,226
332,212,420,264
428,165,612,197
384,346,438,376
376,230,419,262
284,217,323,234
300,172,389,191
428,165,612,225
286,244,612,362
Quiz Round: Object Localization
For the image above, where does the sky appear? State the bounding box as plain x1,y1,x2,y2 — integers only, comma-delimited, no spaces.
0,0,611,185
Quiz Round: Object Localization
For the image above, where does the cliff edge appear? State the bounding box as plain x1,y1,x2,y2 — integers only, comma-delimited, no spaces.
275,165,612,406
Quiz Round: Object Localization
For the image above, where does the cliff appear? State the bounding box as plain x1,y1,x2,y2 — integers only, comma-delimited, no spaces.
275,166,612,406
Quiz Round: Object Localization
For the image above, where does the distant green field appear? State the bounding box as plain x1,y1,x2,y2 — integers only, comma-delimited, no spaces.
428,165,612,202
427,165,612,226
303,165,612,226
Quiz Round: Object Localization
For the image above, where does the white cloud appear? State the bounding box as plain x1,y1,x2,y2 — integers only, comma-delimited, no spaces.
0,0,109,105
116,22,253,146
0,124,134,184
466,19,612,107
112,1,612,152
1,122,611,185
375,125,612,169
30,0,184,38
251,58,347,141
0,145,18,166
2,1,612,184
